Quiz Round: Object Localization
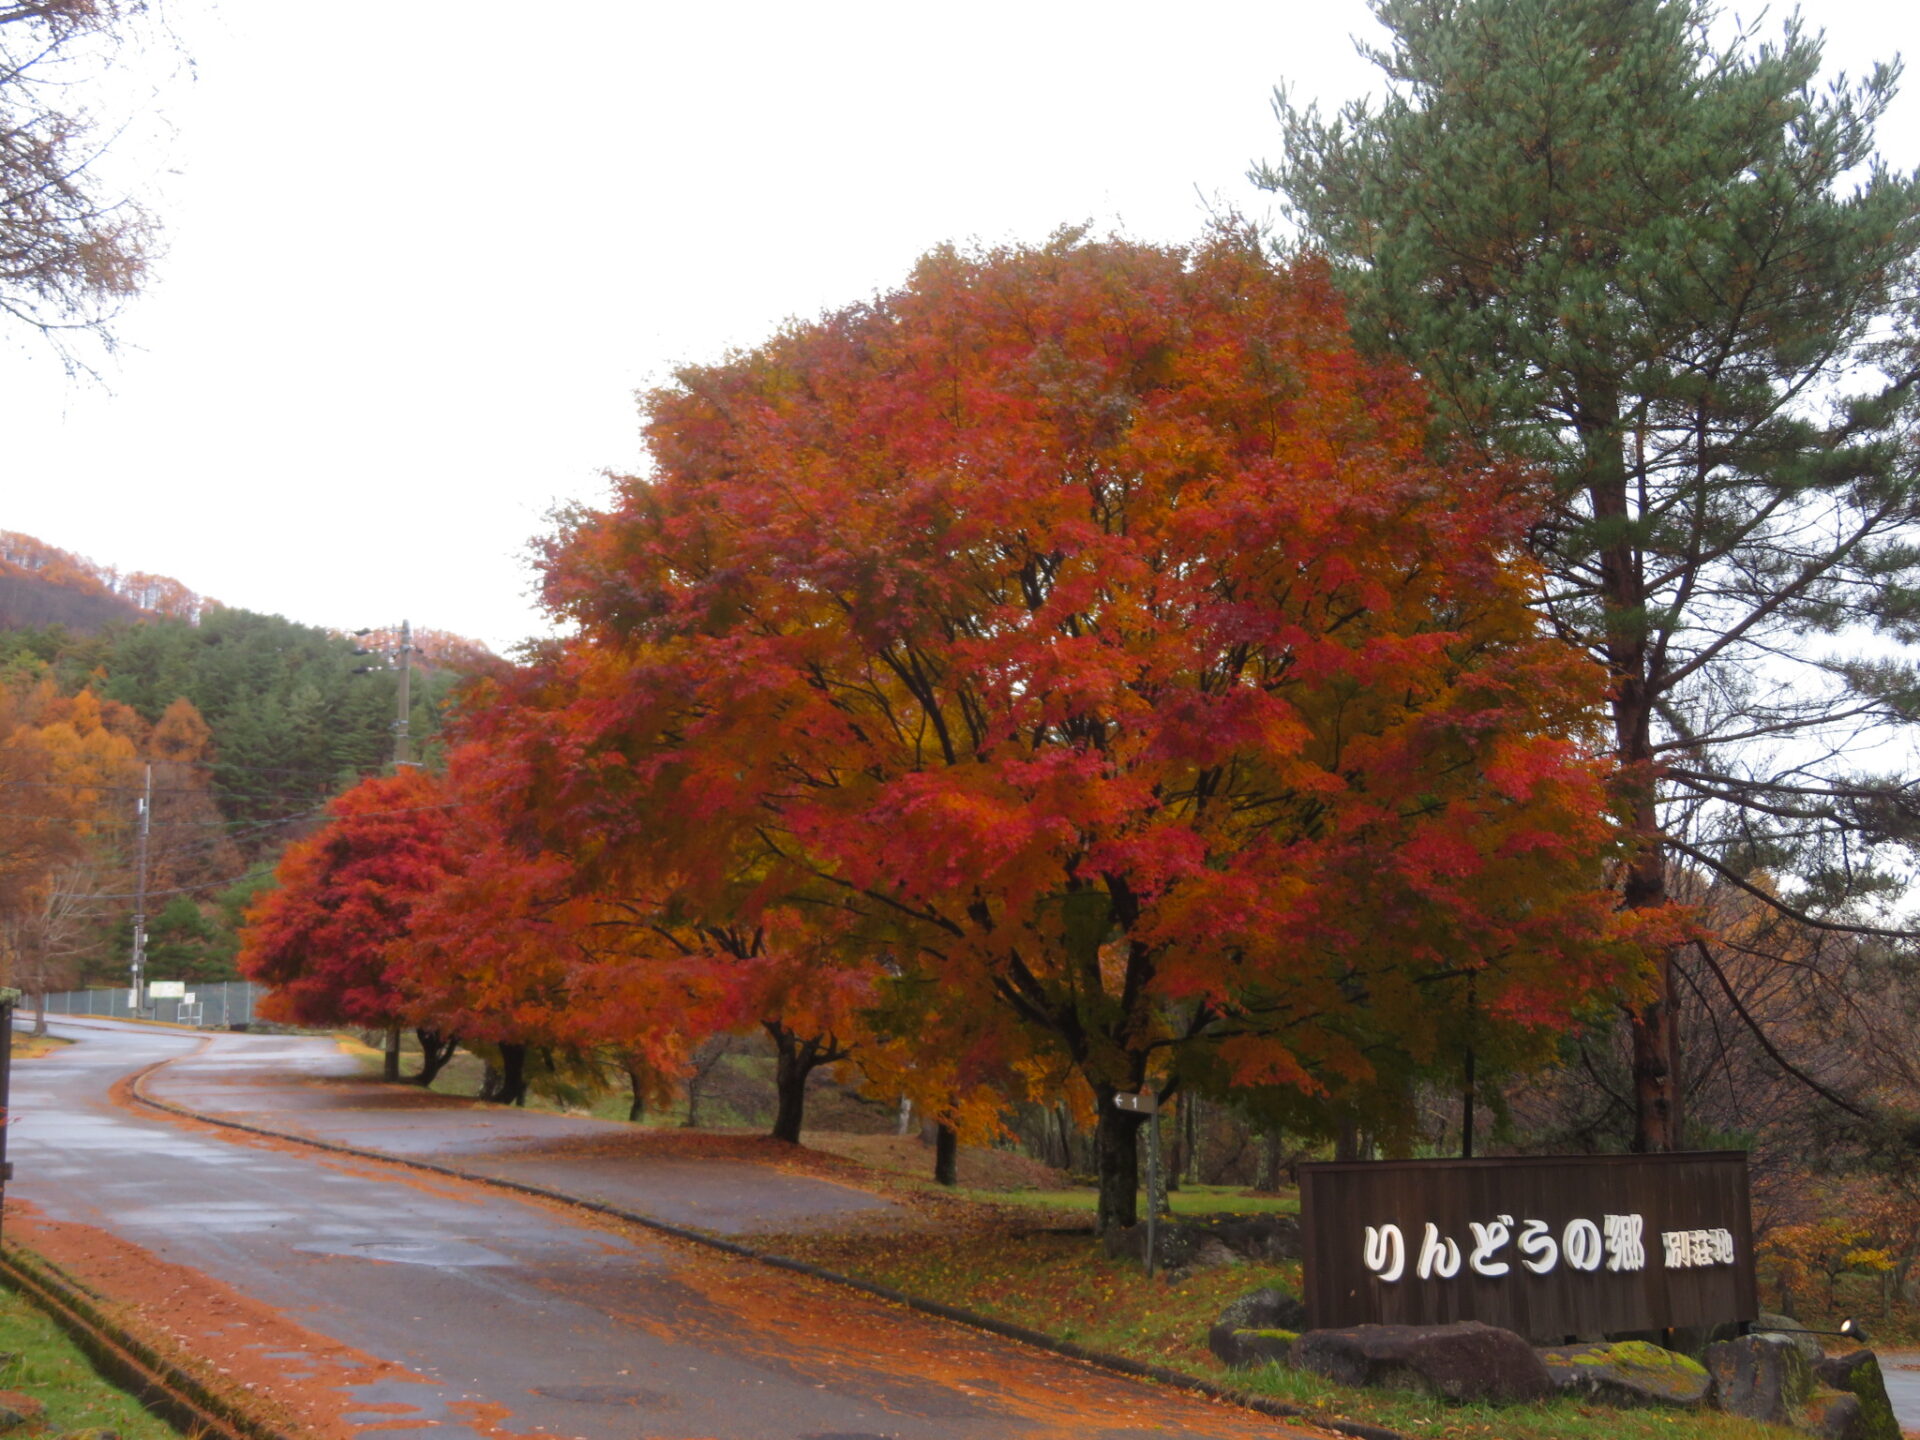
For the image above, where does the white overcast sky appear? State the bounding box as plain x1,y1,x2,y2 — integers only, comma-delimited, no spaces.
8,1,1920,654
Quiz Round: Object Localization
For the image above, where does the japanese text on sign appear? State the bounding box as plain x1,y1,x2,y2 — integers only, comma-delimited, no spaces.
1360,1211,1723,1283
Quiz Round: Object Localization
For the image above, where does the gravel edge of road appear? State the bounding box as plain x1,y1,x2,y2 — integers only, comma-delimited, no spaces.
0,1239,303,1440
126,1056,1402,1440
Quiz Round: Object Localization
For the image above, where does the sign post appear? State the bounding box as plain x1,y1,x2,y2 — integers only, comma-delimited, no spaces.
1113,1091,1163,1276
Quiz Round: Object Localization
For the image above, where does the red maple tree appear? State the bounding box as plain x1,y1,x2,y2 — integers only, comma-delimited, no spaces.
237,767,460,1079
484,232,1629,1226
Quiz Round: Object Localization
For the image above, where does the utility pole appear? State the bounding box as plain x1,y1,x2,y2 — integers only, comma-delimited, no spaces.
353,622,418,772
394,619,415,769
128,763,152,1012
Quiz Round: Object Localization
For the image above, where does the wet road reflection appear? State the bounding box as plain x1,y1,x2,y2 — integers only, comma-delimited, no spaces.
12,1019,1311,1440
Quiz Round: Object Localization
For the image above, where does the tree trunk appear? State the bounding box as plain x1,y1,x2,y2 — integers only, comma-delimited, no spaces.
626,1064,647,1124
1589,416,1681,1154
1165,1095,1182,1193
496,1042,528,1107
1093,1090,1143,1232
1461,1043,1477,1159
382,1024,401,1082
31,989,45,1038
1624,792,1681,1152
1256,1127,1284,1192
1335,1115,1364,1162
478,1060,502,1102
933,1123,958,1186
896,1095,913,1136
770,1052,808,1143
413,1029,457,1086
766,1022,826,1144
1183,1093,1199,1185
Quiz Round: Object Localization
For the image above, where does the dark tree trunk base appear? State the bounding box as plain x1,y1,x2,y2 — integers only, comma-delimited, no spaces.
413,1029,458,1086
765,1020,849,1145
496,1042,529,1107
934,1123,958,1186
1094,1094,1143,1233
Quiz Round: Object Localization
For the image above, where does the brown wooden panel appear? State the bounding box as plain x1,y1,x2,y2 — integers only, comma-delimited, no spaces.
1299,1153,1757,1341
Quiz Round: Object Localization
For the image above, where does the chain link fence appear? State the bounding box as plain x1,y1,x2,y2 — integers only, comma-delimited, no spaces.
29,981,263,1029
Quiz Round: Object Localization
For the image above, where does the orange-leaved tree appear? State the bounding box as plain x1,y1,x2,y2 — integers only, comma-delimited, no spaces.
517,231,1629,1228
446,669,881,1138
0,684,139,999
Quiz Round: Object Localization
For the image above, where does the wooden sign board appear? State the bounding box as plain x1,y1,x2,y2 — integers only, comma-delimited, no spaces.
1300,1153,1757,1341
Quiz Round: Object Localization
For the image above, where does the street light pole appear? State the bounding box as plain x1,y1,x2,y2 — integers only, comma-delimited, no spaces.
128,763,152,1012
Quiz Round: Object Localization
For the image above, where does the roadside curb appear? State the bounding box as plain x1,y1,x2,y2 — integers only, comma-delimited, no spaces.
126,1058,1400,1440
0,1239,303,1440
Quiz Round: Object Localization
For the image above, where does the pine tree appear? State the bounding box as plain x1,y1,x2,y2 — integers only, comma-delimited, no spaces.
1263,0,1920,1150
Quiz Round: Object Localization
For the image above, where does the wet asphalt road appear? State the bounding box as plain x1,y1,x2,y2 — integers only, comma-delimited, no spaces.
12,1019,1302,1440
143,1028,908,1238
1873,1351,1920,1432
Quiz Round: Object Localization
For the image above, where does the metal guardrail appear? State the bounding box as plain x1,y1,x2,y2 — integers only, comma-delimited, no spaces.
26,980,262,1029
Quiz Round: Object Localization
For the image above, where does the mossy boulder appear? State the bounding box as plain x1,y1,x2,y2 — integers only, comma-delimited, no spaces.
1707,1333,1814,1424
1756,1311,1825,1362
1814,1350,1900,1440
1539,1339,1712,1408
1216,1287,1309,1331
1797,1387,1866,1440
1209,1326,1298,1369
1294,1322,1553,1404
1106,1215,1301,1276
1209,1287,1310,1369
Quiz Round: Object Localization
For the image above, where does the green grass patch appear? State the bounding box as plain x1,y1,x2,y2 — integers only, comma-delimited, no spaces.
945,1184,1296,1216
0,1286,182,1437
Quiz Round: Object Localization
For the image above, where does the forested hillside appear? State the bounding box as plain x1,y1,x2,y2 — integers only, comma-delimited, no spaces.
0,532,485,993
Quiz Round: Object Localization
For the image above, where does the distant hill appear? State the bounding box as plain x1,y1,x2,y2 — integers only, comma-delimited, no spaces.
0,531,493,672
0,531,210,633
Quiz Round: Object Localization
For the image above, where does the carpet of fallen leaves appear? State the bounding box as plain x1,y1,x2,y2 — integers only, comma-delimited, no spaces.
763,1193,1295,1372
4,1200,422,1440
488,1124,918,1179
759,1201,1811,1440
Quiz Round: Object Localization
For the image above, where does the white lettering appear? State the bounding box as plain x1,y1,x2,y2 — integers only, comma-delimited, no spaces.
1417,1222,1462,1279
1369,1212,1735,1281
1603,1214,1646,1272
1563,1218,1604,1272
1659,1228,1737,1269
1518,1217,1559,1274
1364,1224,1406,1283
1469,1216,1513,1277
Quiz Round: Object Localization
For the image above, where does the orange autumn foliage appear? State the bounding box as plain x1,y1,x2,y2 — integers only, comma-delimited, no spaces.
473,231,1631,1225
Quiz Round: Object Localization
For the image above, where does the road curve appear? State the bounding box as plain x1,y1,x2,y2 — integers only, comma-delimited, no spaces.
11,1019,1316,1440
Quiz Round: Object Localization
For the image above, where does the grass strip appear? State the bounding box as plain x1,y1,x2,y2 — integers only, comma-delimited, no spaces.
0,1272,182,1438
0,1241,303,1440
